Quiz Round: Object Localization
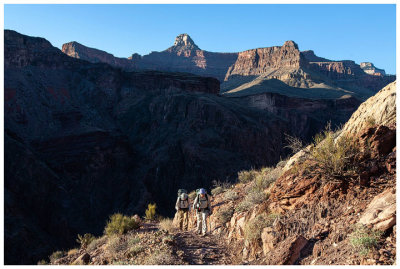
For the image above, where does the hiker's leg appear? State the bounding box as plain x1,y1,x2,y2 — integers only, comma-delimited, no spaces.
202,211,208,234
179,210,184,230
196,212,202,233
183,211,188,230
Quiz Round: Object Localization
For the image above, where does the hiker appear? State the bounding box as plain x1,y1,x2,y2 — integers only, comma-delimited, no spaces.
175,189,190,231
193,188,211,236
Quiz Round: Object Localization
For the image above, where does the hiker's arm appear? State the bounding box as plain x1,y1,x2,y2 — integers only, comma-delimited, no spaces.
192,196,198,210
175,197,180,211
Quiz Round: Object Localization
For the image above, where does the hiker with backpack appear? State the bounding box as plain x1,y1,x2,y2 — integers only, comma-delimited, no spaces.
175,189,190,231
193,188,212,236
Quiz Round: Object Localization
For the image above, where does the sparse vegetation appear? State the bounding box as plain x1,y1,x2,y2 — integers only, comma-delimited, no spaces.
188,190,197,200
366,116,376,128
159,218,176,233
87,236,108,252
142,249,176,265
211,186,224,196
238,169,258,183
67,248,78,256
145,203,157,220
127,245,145,258
244,213,277,241
350,225,383,256
37,259,48,265
76,233,96,249
309,124,358,180
49,250,64,263
252,167,282,192
215,206,234,224
104,213,140,236
162,235,175,245
106,236,128,255
285,133,304,154
235,191,267,213
224,190,239,201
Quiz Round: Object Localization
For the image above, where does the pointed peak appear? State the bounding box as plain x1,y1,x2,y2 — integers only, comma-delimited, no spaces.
173,33,199,50
282,40,299,50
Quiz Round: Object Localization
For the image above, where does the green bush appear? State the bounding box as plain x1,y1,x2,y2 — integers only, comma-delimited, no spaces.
104,213,140,236
159,218,176,234
310,125,357,179
76,233,96,249
238,169,257,183
127,245,145,258
145,203,157,220
244,213,277,241
252,167,282,192
49,250,64,263
128,236,141,248
224,190,238,201
188,191,197,200
106,236,128,256
215,206,234,224
235,199,253,213
350,225,383,256
235,191,267,213
211,186,224,196
37,259,48,265
87,236,108,252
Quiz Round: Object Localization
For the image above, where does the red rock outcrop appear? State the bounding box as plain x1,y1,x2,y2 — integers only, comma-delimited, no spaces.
224,41,306,80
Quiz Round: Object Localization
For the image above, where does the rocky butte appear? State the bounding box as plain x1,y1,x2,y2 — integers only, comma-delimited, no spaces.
62,33,395,100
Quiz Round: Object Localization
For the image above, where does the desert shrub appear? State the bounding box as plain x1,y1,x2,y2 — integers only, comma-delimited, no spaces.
104,213,140,236
350,225,383,256
127,236,141,247
238,169,257,183
253,167,282,192
159,218,176,234
162,235,175,245
211,186,224,196
143,249,175,265
215,206,234,224
67,248,78,256
235,199,253,213
127,245,145,258
235,191,267,213
106,236,128,256
365,116,376,127
145,203,157,220
246,191,267,204
310,125,357,180
188,191,197,200
285,134,304,154
87,236,108,252
244,213,277,241
224,190,238,201
276,158,288,169
49,250,64,263
37,259,48,265
76,233,96,249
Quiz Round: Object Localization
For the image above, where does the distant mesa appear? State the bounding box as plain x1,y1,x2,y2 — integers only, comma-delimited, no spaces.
360,62,386,76
60,33,395,100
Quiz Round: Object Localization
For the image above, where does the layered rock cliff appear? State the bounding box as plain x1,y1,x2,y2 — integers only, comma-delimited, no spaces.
5,30,287,264
61,34,395,100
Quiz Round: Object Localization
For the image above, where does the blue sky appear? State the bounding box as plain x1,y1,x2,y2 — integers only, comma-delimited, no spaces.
4,4,396,74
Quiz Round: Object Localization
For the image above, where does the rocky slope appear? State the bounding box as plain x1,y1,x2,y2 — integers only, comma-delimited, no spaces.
62,34,395,100
5,30,293,264
50,81,396,265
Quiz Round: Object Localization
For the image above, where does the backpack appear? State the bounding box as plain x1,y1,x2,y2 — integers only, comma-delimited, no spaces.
178,189,188,198
195,188,209,209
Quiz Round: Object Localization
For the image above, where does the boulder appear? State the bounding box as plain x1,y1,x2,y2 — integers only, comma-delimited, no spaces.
71,253,90,265
359,188,396,231
265,235,308,265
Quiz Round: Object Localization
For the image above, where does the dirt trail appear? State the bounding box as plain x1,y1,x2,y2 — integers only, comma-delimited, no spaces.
173,230,233,265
